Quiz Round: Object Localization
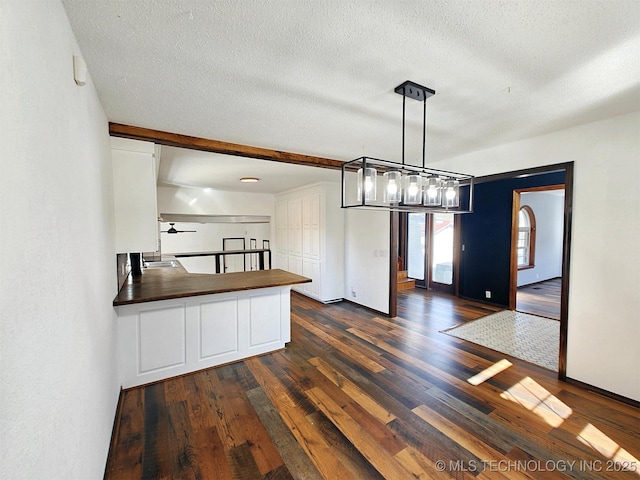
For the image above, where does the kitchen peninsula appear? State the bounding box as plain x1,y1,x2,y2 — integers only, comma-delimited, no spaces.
113,263,309,388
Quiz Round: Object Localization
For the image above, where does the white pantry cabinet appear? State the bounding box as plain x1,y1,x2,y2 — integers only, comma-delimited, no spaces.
275,183,344,303
111,137,158,253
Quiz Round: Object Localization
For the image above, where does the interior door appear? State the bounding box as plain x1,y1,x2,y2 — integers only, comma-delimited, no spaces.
407,213,427,288
406,212,457,293
428,213,456,294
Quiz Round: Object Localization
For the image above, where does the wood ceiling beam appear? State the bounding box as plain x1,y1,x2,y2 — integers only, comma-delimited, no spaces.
109,123,344,170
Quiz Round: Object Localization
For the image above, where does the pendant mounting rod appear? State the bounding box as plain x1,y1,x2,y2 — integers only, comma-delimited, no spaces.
395,81,436,169
394,81,436,101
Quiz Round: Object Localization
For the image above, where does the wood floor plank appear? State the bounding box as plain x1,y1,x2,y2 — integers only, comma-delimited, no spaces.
347,326,497,416
383,321,507,382
517,277,561,320
262,464,296,480
216,361,260,391
554,388,640,434
105,387,144,479
292,325,436,414
305,410,386,480
164,375,191,405
215,376,286,475
106,291,640,480
271,349,406,455
190,426,234,480
370,316,482,369
394,446,476,480
294,313,386,373
308,356,397,424
227,442,264,479
182,373,219,432
254,353,318,416
198,370,246,449
244,356,357,479
424,387,609,480
505,447,571,480
165,400,201,479
245,387,324,480
412,403,533,480
559,411,640,459
305,386,419,479
141,382,173,479
386,413,483,469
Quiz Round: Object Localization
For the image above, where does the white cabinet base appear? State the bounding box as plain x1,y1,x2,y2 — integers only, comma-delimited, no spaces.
116,286,292,388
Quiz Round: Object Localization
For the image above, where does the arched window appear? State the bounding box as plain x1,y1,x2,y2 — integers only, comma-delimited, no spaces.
517,206,536,269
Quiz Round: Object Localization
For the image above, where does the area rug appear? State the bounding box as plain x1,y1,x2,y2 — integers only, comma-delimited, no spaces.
442,311,559,371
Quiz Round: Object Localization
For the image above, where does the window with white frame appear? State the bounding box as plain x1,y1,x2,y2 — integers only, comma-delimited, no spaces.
517,206,536,269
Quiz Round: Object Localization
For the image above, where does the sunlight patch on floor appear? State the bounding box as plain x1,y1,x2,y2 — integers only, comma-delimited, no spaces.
577,423,640,476
468,359,513,386
500,376,572,428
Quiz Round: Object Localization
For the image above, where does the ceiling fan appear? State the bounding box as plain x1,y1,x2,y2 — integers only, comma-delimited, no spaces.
161,223,197,234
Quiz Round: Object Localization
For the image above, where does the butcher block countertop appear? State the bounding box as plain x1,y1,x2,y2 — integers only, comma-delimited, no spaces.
113,266,310,306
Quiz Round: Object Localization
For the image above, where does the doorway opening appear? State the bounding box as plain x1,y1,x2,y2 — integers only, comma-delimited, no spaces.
403,212,458,295
389,162,574,380
510,185,565,320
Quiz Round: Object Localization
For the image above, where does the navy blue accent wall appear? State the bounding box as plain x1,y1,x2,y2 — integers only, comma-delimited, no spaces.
459,171,565,306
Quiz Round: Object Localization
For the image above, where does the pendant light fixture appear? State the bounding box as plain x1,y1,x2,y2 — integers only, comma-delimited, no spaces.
357,167,377,201
443,179,460,208
403,174,423,205
382,170,402,203
424,175,443,206
341,81,474,213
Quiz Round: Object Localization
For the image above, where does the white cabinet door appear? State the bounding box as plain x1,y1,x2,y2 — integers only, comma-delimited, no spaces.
276,201,288,254
112,138,158,253
248,293,282,350
290,255,304,292
289,255,303,276
302,259,320,298
200,299,238,359
275,253,288,271
138,305,186,373
302,194,320,259
287,198,302,256
276,185,344,303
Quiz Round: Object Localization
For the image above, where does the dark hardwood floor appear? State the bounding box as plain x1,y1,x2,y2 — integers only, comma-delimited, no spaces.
517,278,562,320
105,291,639,479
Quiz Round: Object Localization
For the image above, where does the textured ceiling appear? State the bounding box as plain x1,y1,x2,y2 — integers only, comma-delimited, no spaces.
62,0,640,191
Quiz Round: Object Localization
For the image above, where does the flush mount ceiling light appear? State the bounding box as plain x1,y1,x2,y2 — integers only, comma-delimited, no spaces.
341,81,474,213
240,177,260,183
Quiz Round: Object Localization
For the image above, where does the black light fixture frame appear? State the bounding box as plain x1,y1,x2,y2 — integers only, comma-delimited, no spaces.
341,81,474,214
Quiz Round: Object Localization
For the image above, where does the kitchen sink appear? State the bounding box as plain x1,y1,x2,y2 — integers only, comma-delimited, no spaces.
144,260,179,268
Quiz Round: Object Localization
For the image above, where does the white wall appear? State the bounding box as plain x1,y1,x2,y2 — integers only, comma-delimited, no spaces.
157,186,276,272
160,222,270,256
430,111,640,401
0,1,119,478
161,222,270,273
344,210,390,314
158,185,276,217
517,191,564,286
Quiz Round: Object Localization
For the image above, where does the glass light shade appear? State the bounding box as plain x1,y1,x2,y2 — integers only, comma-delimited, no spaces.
423,176,443,206
443,179,460,208
382,170,402,203
356,167,377,202
403,174,423,205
